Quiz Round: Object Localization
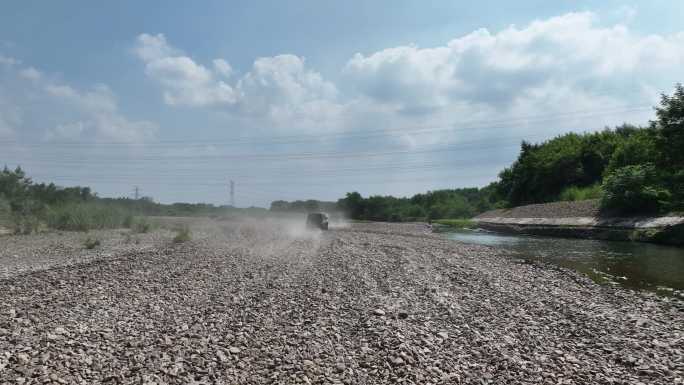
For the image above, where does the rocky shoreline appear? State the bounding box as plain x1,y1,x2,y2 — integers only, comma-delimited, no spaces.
475,200,684,245
1,219,682,384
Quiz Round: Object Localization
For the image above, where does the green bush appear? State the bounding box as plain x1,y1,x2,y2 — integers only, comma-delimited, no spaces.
9,198,46,234
558,184,603,202
601,164,670,214
83,237,101,249
173,226,191,243
122,214,135,229
11,215,41,235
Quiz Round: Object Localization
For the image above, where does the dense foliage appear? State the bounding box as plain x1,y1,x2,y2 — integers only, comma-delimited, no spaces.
501,84,684,214
335,186,503,222
270,199,338,213
495,127,637,206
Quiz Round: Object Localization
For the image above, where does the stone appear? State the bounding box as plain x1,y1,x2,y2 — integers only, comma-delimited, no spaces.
16,353,30,365
229,347,241,354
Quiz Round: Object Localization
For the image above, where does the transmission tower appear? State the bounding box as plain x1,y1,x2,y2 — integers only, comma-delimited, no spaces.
134,186,140,200
229,180,235,207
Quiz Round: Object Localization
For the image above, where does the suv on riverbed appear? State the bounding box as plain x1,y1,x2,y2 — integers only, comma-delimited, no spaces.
306,212,329,230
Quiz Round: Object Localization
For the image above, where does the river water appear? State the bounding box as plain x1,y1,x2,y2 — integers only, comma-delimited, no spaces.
446,229,684,295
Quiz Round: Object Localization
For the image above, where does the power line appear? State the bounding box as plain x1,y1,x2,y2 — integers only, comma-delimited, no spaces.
0,103,651,148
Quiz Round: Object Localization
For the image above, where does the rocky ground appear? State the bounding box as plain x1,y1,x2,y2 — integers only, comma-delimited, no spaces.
476,200,601,219
0,218,682,384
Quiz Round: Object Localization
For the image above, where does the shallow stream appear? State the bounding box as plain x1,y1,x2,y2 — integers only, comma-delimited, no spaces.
446,229,684,295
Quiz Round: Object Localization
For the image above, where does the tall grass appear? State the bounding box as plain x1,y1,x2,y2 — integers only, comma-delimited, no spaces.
558,184,603,202
45,203,133,231
0,197,11,228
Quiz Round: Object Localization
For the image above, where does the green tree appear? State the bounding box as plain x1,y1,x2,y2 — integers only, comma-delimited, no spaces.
653,83,684,208
601,164,670,214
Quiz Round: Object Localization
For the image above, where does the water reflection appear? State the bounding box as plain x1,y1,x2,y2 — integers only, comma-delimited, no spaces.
446,229,684,292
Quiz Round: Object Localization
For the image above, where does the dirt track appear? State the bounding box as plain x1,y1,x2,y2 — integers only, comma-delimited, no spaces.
1,219,682,384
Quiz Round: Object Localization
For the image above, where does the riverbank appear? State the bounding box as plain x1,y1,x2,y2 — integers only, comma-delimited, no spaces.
1,219,682,383
475,200,684,245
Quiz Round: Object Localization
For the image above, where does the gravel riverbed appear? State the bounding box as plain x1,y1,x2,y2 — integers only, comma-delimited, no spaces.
0,219,682,384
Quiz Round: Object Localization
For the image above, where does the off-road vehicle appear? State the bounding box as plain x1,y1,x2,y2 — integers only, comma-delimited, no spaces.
306,212,329,230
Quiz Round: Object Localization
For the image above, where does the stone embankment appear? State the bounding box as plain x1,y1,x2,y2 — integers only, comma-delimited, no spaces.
475,200,684,245
0,219,682,384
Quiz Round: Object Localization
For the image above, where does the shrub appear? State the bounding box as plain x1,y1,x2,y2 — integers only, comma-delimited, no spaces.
9,198,46,234
83,237,101,249
132,218,152,233
558,184,603,202
173,226,191,243
601,164,670,214
123,214,135,229
11,215,41,235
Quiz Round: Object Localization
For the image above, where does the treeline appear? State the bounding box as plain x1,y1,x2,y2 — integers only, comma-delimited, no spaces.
269,187,502,222
496,84,684,214
0,167,265,233
270,199,338,213
335,188,501,222
304,83,683,221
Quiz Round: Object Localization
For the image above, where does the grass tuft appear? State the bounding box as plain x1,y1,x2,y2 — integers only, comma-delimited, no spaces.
131,217,152,233
173,226,192,243
83,237,101,249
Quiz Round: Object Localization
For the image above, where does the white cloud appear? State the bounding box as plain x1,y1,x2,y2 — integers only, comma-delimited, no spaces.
236,55,339,117
344,12,684,114
134,33,179,62
134,34,342,127
0,54,19,66
213,59,233,78
0,92,22,139
0,56,157,143
19,67,41,81
613,5,637,24
135,33,237,107
137,12,683,140
42,83,156,142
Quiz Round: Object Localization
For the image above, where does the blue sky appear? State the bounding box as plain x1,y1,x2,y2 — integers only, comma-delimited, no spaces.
1,1,683,206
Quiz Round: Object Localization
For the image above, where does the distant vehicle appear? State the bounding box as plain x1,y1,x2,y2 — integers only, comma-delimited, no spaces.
306,212,329,230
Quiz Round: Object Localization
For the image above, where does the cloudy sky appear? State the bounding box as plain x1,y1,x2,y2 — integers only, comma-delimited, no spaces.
1,1,683,206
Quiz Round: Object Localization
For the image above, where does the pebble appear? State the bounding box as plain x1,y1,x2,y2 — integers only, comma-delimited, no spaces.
229,347,241,354
0,220,680,384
